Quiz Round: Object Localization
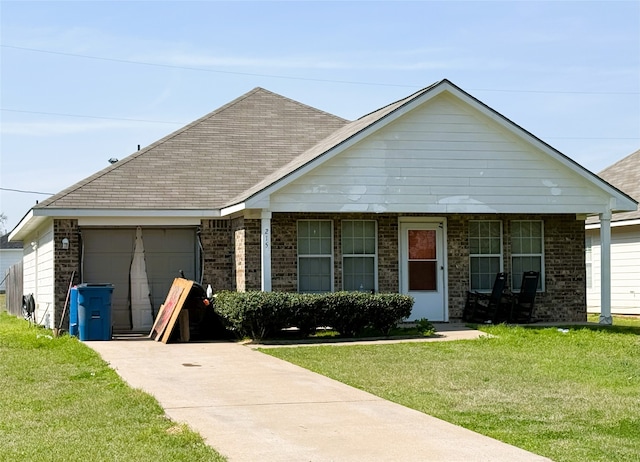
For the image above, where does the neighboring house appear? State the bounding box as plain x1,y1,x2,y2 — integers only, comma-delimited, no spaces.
586,149,640,315
9,80,637,332
0,233,22,291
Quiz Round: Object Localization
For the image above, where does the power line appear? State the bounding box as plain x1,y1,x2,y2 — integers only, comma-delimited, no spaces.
3,44,639,95
1,44,415,89
0,108,185,125
1,187,54,195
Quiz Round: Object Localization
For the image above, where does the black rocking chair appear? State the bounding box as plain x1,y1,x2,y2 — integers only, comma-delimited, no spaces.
506,271,540,323
463,272,507,324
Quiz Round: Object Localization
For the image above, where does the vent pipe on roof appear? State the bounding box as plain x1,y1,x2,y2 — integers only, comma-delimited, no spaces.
138,145,140,151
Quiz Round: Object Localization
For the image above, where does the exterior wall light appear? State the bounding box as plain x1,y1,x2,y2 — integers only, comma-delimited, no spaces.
62,238,69,250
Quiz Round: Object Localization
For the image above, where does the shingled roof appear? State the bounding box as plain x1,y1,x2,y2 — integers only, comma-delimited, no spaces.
596,148,640,222
35,88,349,210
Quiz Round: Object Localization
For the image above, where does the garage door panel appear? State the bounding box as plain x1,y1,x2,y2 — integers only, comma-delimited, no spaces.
82,228,196,333
82,229,134,332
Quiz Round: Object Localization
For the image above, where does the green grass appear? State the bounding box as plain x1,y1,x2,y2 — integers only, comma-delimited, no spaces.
264,319,640,462
0,311,226,461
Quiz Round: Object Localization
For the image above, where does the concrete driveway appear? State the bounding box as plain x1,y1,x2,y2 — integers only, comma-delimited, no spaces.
88,326,551,462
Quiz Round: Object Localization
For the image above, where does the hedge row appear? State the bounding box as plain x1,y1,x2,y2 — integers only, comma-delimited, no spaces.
213,291,414,340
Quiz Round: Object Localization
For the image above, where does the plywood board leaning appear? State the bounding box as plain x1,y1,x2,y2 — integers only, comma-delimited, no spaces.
149,278,193,343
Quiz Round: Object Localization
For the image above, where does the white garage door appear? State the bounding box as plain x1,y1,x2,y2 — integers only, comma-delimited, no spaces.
81,228,197,332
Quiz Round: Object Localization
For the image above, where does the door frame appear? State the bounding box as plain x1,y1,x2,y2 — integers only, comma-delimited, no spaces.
398,217,449,322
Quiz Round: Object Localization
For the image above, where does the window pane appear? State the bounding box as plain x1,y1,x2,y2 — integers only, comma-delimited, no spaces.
409,230,436,259
469,222,479,236
531,237,542,253
409,261,437,291
320,221,331,237
512,257,542,290
299,257,331,293
298,221,309,238
343,221,353,239
343,221,376,256
343,256,374,291
470,256,500,291
320,237,332,255
298,238,309,255
364,236,375,254
469,237,480,254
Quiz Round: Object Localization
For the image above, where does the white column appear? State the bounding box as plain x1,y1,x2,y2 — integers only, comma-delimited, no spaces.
261,211,272,292
599,211,612,325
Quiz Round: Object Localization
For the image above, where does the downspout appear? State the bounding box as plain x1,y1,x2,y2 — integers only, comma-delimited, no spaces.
599,210,612,325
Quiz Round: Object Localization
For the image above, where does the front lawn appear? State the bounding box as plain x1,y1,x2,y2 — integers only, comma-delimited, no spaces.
0,311,226,461
264,319,640,462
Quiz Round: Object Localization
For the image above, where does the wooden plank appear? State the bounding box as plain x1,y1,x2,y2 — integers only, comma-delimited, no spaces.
178,310,190,342
148,277,193,343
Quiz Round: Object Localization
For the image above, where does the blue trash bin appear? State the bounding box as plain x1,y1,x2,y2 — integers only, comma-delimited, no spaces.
77,283,114,341
69,286,78,337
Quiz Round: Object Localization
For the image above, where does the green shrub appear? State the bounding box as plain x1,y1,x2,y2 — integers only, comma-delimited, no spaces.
369,294,414,335
321,292,372,337
289,293,323,336
214,291,292,340
214,291,414,340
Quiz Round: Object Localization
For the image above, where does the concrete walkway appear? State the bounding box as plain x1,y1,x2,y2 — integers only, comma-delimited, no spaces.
88,326,551,462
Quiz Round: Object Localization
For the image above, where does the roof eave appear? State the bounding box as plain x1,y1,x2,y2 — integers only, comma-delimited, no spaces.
10,208,222,240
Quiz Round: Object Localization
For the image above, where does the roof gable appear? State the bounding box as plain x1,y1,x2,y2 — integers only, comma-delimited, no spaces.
36,88,349,211
267,91,626,214
239,80,637,216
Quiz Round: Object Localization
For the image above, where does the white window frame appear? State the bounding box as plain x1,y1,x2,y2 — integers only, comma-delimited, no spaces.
297,220,334,293
341,220,378,292
468,220,503,292
510,220,545,291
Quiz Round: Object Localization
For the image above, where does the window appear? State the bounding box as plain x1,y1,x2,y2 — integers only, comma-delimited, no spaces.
469,221,502,291
342,220,376,291
511,220,544,291
297,220,333,293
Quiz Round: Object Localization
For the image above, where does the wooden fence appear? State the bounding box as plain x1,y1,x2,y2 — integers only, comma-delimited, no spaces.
4,260,23,317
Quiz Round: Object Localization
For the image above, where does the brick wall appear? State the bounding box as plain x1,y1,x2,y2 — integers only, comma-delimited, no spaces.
206,212,586,322
244,219,262,291
231,217,245,291
230,217,262,292
199,219,233,292
446,214,586,322
53,219,80,329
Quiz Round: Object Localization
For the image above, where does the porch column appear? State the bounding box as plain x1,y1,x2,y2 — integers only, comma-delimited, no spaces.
599,211,612,325
261,211,272,292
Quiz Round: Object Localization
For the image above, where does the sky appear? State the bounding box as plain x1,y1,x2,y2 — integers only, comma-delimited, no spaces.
1,0,639,233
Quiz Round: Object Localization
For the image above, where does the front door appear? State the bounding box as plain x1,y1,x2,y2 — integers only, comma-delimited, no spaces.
400,221,446,321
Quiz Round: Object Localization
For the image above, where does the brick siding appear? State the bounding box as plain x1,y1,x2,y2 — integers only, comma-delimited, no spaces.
269,212,586,322
53,213,584,324
53,219,80,329
199,219,233,292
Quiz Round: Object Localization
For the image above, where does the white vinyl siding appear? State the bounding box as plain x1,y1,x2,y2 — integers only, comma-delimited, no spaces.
342,220,376,292
586,224,640,314
469,221,502,292
270,93,612,215
585,236,593,290
511,221,544,291
22,222,55,328
297,220,333,293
